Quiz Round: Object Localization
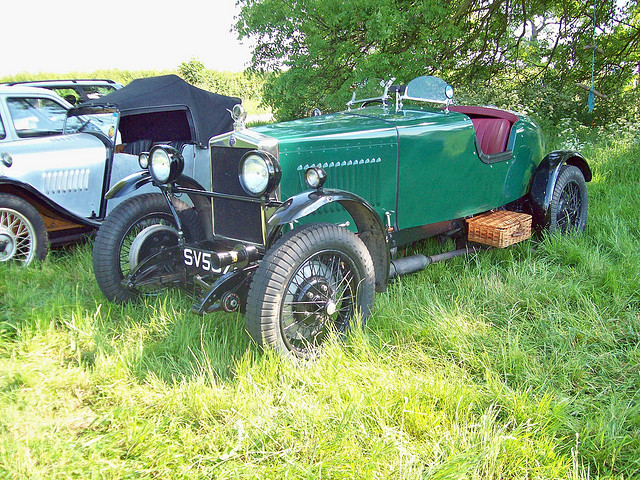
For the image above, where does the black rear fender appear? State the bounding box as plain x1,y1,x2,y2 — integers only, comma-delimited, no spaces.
528,151,591,228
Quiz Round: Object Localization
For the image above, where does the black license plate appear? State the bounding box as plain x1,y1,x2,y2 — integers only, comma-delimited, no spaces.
183,247,226,275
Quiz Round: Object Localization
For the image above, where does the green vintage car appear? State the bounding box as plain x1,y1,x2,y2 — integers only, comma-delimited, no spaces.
92,76,590,358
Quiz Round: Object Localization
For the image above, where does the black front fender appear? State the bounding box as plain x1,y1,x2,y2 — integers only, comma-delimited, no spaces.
528,151,591,228
267,188,390,292
105,171,152,199
267,188,384,234
106,173,213,238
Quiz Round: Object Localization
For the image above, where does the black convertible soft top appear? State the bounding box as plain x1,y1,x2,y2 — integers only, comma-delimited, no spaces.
83,75,240,147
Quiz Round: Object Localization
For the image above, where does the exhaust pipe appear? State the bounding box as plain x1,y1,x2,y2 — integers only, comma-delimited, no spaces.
212,245,260,270
389,246,484,279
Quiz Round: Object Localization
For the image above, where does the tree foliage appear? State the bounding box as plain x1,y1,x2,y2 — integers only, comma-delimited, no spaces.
178,59,269,104
236,0,640,124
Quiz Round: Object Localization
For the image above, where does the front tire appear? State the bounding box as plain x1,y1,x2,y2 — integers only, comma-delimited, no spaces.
92,193,202,303
548,165,588,233
0,194,48,266
246,223,375,358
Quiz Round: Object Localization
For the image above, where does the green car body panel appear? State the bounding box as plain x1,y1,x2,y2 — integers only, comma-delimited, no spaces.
253,105,545,230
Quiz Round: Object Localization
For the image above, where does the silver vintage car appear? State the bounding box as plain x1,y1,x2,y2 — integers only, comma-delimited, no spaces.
0,75,239,265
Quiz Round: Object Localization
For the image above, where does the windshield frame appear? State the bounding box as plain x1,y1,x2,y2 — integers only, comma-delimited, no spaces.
399,75,454,108
64,105,120,147
346,78,396,110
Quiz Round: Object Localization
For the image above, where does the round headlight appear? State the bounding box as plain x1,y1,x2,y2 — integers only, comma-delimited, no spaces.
138,152,149,169
304,166,327,189
149,145,184,185
238,150,281,197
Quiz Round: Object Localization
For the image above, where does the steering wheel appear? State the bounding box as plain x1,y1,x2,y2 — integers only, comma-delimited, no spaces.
361,99,384,108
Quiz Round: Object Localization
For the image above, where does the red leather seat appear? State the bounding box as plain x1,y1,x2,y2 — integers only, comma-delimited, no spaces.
471,118,511,155
448,106,517,156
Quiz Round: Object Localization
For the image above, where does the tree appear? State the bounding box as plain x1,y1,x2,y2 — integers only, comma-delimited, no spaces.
235,0,640,124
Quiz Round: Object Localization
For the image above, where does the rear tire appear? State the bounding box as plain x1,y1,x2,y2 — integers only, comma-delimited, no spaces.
92,193,202,303
246,223,375,359
0,194,48,266
548,165,588,233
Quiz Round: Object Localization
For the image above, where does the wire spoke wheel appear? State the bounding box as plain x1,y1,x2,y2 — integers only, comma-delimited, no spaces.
0,194,48,266
549,165,588,234
556,181,582,232
117,214,177,279
117,213,178,296
246,223,375,359
0,209,35,264
281,250,359,354
93,193,204,303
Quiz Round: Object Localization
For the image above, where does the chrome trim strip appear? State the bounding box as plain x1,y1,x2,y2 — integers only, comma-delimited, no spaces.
209,129,279,160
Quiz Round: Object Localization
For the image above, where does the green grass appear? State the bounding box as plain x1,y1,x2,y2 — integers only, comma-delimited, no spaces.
1,130,639,478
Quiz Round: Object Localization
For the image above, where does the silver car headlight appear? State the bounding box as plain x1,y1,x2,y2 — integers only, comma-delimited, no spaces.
238,150,281,197
304,166,327,189
138,152,149,169
148,145,184,184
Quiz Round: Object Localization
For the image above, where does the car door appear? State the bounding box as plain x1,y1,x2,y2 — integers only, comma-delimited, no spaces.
0,94,109,219
394,109,517,228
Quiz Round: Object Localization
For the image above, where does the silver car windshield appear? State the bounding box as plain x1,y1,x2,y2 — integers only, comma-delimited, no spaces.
65,111,119,144
346,76,454,110
402,76,453,105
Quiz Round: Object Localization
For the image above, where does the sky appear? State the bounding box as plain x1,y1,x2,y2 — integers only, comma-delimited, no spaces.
1,0,254,76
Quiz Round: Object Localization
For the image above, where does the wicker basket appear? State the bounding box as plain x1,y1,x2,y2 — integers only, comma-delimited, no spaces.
466,210,532,248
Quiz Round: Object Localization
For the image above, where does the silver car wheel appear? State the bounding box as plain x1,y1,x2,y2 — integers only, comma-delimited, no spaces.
0,207,37,265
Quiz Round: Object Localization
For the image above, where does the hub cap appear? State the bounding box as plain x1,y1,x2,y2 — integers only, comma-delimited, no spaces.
128,224,179,270
280,251,359,354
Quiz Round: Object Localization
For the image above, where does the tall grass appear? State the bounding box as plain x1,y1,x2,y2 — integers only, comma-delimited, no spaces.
1,129,639,478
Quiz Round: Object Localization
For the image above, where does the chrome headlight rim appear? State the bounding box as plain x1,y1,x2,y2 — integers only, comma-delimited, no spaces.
138,152,149,169
304,166,327,189
148,145,184,185
238,150,281,197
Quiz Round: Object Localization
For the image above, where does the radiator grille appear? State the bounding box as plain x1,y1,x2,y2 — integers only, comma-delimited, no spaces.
210,146,263,244
41,169,90,194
